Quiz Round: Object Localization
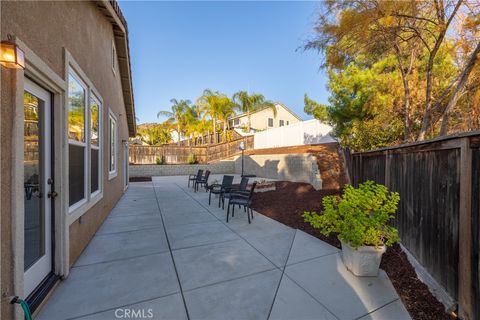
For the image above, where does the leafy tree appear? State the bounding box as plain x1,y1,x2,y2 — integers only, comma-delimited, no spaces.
136,122,172,146
157,98,193,144
232,91,276,132
303,94,329,122
306,0,480,142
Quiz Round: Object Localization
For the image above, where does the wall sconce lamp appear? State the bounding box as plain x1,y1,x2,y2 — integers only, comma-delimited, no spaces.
1,41,25,69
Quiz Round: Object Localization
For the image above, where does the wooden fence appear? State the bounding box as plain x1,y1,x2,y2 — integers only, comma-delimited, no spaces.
129,136,253,164
348,132,479,320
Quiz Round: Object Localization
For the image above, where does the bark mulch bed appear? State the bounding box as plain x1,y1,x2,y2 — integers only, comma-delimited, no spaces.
251,181,453,320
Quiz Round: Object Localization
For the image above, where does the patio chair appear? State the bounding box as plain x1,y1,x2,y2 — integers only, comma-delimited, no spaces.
194,170,210,192
208,175,234,207
226,182,257,224
188,169,203,188
220,176,249,209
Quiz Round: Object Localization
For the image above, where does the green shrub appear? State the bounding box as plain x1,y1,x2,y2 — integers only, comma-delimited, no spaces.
155,156,164,165
303,181,400,248
187,154,197,164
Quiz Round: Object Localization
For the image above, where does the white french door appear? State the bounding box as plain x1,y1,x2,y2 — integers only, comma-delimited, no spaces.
23,78,53,297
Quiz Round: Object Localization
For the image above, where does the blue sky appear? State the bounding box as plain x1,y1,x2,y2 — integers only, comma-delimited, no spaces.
119,1,329,124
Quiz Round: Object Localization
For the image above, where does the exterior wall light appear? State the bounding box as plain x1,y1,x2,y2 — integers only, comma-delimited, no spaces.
1,41,25,69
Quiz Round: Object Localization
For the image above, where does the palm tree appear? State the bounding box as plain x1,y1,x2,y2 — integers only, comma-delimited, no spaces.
217,96,236,142
157,98,192,145
232,91,276,132
197,89,225,143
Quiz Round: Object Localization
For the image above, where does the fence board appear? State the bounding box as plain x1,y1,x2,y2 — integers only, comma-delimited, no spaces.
349,133,480,318
472,148,480,320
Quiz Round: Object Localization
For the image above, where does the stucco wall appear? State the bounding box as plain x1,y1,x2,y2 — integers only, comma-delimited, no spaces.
234,104,300,131
129,162,236,177
1,2,131,317
234,154,323,189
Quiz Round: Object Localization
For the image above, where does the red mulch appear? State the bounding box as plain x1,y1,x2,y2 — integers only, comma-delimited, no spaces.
251,181,453,320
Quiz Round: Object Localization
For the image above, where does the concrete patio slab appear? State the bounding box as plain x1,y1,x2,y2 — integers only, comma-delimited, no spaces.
77,293,188,320
75,227,169,266
184,269,281,320
269,276,337,320
37,253,179,319
96,214,163,235
358,299,411,320
287,230,340,265
244,229,296,268
167,220,240,249
172,239,276,290
285,253,400,320
38,176,410,320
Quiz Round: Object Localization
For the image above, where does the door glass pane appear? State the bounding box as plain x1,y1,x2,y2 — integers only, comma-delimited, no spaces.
24,91,45,270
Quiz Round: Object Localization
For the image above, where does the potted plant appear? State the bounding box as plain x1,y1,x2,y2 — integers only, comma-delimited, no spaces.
303,181,400,277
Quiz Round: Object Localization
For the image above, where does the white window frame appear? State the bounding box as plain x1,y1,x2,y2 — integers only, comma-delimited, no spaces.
67,70,88,212
90,93,102,198
66,63,104,218
108,110,118,180
111,39,117,76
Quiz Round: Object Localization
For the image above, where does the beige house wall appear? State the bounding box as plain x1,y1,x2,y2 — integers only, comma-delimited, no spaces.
1,1,133,318
233,104,301,131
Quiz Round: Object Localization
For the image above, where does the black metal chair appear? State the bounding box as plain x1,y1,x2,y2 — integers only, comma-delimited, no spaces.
221,177,249,209
226,182,257,224
208,175,234,207
188,169,203,188
194,170,210,192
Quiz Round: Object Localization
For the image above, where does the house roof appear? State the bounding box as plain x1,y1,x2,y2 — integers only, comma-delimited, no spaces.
229,102,302,121
95,0,136,136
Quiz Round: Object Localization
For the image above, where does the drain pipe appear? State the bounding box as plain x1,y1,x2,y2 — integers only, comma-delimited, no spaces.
10,296,32,320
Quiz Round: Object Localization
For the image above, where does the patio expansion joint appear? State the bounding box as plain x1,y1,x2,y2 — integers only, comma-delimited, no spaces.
170,237,240,252
353,298,403,320
285,249,340,267
152,181,191,320
72,250,170,269
93,225,165,237
175,183,287,272
177,182,341,320
266,229,297,320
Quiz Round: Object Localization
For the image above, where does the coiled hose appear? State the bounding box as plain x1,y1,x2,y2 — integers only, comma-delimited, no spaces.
10,296,32,320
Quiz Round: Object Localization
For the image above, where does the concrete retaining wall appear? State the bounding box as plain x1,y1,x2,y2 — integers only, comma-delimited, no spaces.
129,161,235,177
234,153,322,190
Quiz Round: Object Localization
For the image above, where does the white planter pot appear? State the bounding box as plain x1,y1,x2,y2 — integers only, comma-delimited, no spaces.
340,240,386,277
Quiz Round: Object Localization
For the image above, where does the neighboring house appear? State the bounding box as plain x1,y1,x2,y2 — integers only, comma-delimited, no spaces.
1,1,135,318
229,103,301,132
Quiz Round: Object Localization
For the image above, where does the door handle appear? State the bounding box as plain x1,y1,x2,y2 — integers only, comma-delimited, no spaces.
48,191,58,199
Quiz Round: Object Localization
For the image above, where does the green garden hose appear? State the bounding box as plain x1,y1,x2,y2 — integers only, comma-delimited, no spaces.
10,296,32,320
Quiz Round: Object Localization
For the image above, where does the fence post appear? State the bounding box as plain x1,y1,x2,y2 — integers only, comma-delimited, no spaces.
458,137,473,320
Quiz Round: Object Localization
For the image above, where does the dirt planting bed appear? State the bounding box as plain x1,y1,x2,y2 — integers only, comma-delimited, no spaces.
251,181,452,320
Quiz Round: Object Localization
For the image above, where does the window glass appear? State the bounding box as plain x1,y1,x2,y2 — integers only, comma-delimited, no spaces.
279,120,284,127
268,118,273,127
90,98,99,146
109,115,117,173
69,144,85,206
68,74,85,142
91,149,99,193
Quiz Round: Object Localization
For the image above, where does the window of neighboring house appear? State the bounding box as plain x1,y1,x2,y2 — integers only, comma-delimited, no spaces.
279,120,284,127
109,111,118,179
68,72,87,207
90,95,101,194
234,119,240,126
268,118,274,127
112,40,116,75
286,121,289,125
